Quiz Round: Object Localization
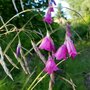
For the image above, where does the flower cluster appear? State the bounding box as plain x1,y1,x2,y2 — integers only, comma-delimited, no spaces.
39,23,77,75
43,0,56,24
55,23,77,60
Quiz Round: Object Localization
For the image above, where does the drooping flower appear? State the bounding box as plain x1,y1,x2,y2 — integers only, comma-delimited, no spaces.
39,31,55,52
44,56,59,74
43,0,55,24
43,6,53,24
55,44,67,60
65,35,77,59
66,23,71,37
43,12,53,24
43,0,56,24
16,41,21,56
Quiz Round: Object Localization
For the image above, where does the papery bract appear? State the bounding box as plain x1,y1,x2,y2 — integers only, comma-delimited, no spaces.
44,56,59,74
55,44,67,60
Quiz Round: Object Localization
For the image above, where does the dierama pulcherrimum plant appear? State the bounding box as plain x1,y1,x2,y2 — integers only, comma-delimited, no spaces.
0,0,78,89
39,31,59,74
37,21,77,90
39,22,77,75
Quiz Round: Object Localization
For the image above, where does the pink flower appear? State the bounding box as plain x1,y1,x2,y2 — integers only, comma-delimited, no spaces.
44,56,59,74
43,4,54,24
65,36,77,59
43,0,56,24
66,23,71,37
39,31,55,52
43,12,53,24
55,44,67,60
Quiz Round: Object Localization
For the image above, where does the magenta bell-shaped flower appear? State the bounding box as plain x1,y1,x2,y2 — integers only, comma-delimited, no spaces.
55,44,67,60
44,56,59,74
39,31,55,52
65,36,77,59
43,12,53,24
43,0,56,24
43,4,54,24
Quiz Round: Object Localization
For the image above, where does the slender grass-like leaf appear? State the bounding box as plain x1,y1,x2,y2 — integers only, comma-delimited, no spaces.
30,73,47,90
22,68,36,90
27,70,44,90
13,52,28,74
20,48,30,74
0,47,13,80
5,54,19,69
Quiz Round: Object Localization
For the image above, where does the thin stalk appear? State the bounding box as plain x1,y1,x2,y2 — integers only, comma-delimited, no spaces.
0,16,8,32
22,68,36,90
30,73,47,90
27,70,44,90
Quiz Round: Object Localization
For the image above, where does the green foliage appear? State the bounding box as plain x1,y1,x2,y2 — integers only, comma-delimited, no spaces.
0,0,48,27
67,0,90,17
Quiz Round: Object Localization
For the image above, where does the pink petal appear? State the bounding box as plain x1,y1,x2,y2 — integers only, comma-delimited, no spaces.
65,36,77,59
43,13,53,24
39,36,55,52
55,44,67,60
44,56,59,74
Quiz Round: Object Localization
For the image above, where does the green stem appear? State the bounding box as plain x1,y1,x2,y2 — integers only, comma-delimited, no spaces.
27,70,44,90
30,73,47,90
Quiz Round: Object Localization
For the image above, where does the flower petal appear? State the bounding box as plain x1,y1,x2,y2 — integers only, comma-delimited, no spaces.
44,56,59,74
55,44,67,60
39,35,55,52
